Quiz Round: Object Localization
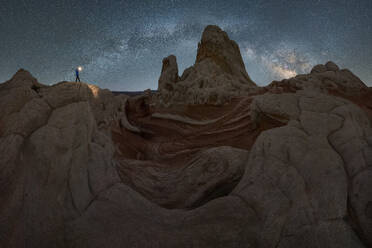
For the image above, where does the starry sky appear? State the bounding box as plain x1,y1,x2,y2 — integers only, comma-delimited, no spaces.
1,0,371,91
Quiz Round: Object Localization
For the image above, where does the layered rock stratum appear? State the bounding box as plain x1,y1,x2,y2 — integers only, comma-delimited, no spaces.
1,25,372,248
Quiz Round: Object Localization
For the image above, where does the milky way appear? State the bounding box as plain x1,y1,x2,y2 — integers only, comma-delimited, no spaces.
1,0,371,90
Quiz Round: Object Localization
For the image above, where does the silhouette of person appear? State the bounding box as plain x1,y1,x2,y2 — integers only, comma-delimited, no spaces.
75,68,81,82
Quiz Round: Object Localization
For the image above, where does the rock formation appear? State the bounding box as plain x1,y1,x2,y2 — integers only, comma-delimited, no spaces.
158,55,180,92
1,26,372,248
156,25,257,106
195,25,254,84
269,61,367,95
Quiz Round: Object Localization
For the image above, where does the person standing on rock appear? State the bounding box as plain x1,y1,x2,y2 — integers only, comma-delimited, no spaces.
75,66,82,82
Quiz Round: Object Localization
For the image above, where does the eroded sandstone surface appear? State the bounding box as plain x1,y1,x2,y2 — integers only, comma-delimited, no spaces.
1,25,372,248
156,25,257,106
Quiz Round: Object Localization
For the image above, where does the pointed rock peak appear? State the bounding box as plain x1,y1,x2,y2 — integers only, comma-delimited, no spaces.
161,55,178,75
12,69,36,80
7,69,37,86
325,61,339,71
311,64,327,74
311,61,340,74
0,69,44,90
196,25,256,86
199,25,226,43
158,55,180,91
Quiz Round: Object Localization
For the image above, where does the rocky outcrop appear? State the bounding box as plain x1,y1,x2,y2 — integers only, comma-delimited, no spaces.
117,146,249,209
195,25,254,84
236,90,372,247
156,25,257,106
268,61,367,95
158,55,180,92
0,70,127,247
1,27,372,248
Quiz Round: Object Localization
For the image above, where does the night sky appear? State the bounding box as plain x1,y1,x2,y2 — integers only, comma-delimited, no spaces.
1,0,371,91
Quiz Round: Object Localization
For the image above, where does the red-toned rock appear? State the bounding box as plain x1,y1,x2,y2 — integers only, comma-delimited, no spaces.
1,26,372,248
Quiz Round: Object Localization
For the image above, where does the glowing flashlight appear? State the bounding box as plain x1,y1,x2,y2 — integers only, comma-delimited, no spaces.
78,66,83,71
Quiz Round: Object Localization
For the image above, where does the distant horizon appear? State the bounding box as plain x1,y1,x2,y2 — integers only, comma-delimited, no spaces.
2,59,370,92
1,0,371,91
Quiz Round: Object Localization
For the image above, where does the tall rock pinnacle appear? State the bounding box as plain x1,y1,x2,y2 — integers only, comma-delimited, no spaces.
196,25,255,86
158,55,180,91
157,25,257,106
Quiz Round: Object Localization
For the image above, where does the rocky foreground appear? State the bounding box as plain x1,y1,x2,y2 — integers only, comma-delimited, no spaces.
1,26,372,248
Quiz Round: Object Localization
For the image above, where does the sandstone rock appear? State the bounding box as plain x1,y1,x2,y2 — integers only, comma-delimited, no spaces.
310,62,339,74
251,93,300,122
0,69,44,91
1,26,372,248
268,62,367,96
0,71,123,247
158,55,180,92
66,184,259,248
156,25,257,106
325,61,340,71
311,64,327,73
350,167,372,247
196,25,254,85
117,146,249,209
234,91,372,247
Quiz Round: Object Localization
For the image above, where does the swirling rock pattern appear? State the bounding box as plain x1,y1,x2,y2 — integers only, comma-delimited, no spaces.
1,27,372,248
